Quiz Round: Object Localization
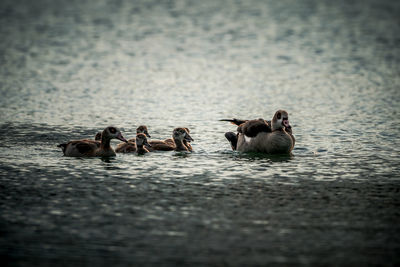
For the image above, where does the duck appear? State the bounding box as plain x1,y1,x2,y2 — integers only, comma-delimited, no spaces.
222,110,295,154
150,127,193,151
127,125,151,142
148,127,194,152
115,133,152,154
58,126,128,157
115,125,151,153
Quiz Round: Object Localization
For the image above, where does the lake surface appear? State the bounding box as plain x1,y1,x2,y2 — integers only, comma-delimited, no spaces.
1,0,400,265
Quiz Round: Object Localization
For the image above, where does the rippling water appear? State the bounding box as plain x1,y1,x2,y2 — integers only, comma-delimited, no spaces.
1,0,400,265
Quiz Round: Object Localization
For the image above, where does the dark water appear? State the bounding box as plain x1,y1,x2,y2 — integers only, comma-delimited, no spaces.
1,0,400,266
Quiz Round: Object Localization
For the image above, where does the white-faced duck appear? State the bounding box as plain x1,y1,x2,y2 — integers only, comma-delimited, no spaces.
222,110,295,154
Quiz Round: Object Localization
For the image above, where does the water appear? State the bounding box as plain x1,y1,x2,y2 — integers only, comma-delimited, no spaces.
1,0,400,265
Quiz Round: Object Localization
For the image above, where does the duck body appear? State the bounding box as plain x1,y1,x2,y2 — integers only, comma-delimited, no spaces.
58,126,127,157
115,141,137,153
223,110,295,154
236,129,294,154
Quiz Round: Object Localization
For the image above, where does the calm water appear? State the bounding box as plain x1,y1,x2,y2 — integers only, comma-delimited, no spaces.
1,0,400,265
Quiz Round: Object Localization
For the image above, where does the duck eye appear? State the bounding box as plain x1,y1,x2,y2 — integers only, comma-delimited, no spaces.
277,113,281,120
109,127,116,134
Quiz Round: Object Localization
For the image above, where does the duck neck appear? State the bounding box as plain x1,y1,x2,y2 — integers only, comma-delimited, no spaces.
174,138,187,151
271,125,283,132
100,133,112,150
136,143,148,154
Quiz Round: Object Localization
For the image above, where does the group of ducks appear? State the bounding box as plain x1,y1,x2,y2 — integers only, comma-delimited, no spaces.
58,109,295,157
58,126,193,157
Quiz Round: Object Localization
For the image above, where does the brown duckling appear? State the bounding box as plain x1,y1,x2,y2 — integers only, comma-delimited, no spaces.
151,127,192,151
115,133,152,154
115,125,151,153
135,133,152,154
148,127,194,152
58,126,128,157
127,125,151,142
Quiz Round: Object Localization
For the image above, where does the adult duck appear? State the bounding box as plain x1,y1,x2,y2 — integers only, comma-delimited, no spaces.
222,110,295,154
58,126,127,157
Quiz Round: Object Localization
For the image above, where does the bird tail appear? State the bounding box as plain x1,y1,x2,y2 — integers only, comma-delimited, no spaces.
219,118,247,126
57,143,67,153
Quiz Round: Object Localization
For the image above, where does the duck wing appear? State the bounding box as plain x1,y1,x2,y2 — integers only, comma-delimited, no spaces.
75,142,97,154
238,119,271,137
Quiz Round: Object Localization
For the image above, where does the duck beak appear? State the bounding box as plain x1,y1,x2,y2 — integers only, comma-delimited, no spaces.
117,132,128,143
282,118,290,128
145,131,151,138
184,133,194,142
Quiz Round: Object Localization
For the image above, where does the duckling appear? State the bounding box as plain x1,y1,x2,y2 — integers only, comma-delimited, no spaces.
148,127,194,152
135,133,152,154
222,110,295,154
115,125,151,153
127,125,151,142
58,126,128,157
115,133,153,153
152,127,193,151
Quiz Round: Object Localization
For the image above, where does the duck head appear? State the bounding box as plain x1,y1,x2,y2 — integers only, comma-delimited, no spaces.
136,125,151,138
271,110,290,131
173,127,194,142
103,126,128,142
136,133,151,147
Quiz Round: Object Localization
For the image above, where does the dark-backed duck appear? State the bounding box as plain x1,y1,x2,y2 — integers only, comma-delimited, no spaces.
58,126,128,157
222,110,295,154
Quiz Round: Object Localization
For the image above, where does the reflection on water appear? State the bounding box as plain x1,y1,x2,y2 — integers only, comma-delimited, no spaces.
1,0,400,265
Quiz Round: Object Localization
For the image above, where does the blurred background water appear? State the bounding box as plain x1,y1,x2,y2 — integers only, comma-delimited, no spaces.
1,0,400,266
